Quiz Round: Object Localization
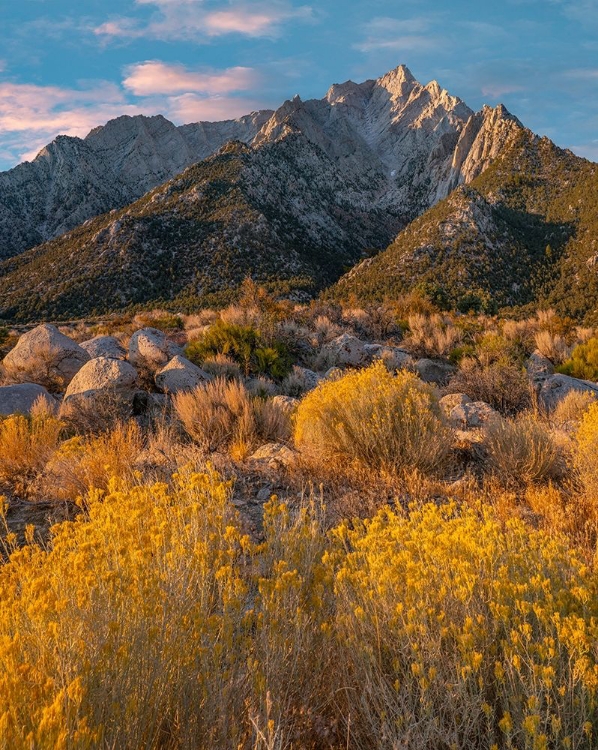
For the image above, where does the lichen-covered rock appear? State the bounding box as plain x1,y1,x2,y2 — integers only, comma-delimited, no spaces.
63,357,138,402
155,355,210,394
449,401,500,429
80,335,126,360
526,350,555,380
128,328,183,371
539,374,598,411
0,383,57,416
2,324,90,388
249,443,298,468
322,334,368,367
364,343,413,370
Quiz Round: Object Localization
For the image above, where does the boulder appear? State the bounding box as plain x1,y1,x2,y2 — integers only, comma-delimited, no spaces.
539,374,598,411
287,365,321,393
80,335,126,360
364,343,413,370
249,443,298,468
155,355,211,395
526,350,555,380
63,357,138,403
0,383,57,416
439,393,471,418
128,328,183,371
3,324,89,388
448,401,500,429
415,358,455,385
322,334,368,368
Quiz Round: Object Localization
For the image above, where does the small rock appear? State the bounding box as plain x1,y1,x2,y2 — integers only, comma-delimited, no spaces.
256,487,272,503
249,443,297,468
364,343,413,370
415,358,455,385
527,350,555,380
321,334,369,367
439,393,471,418
155,355,210,394
0,383,57,416
449,401,500,429
128,328,183,371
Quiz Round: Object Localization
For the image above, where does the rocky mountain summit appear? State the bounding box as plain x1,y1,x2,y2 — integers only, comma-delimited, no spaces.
0,110,273,260
0,65,533,321
0,65,521,264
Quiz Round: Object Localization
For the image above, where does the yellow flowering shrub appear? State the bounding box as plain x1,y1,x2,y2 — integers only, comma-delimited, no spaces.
329,503,598,749
2,469,598,748
575,401,598,494
294,361,453,476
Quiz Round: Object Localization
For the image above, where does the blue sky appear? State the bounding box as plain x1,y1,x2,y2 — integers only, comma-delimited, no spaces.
1,0,597,171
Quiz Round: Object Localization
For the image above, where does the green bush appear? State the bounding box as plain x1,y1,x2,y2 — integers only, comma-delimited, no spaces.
185,320,292,379
557,337,598,381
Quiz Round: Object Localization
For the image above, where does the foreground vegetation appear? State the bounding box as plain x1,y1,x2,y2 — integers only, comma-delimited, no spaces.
3,291,598,747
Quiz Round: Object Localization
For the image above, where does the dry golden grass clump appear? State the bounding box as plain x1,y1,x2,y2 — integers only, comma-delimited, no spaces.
404,313,463,358
0,397,63,493
534,329,571,364
483,413,563,485
174,378,290,458
574,401,598,495
551,389,597,426
446,358,532,415
294,360,452,477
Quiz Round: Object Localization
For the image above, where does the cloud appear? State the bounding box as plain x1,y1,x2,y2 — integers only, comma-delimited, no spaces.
0,60,6,73
0,60,267,168
481,83,526,97
354,16,440,53
94,0,314,42
123,61,259,96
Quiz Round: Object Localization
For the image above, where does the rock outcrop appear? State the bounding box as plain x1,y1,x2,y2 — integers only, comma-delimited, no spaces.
154,355,210,394
62,357,138,403
128,328,183,371
0,383,57,416
80,335,127,360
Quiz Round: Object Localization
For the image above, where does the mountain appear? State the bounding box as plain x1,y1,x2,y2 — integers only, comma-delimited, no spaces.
0,65,529,321
331,129,598,321
0,111,273,260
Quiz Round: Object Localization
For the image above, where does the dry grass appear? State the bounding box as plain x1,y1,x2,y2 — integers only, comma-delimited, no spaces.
534,329,571,364
484,413,563,485
174,379,290,457
404,313,463,358
0,397,63,494
2,342,70,392
46,421,144,502
551,389,597,426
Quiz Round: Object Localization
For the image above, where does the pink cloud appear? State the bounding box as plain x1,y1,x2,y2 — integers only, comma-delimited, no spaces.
167,93,265,122
94,1,314,41
123,61,259,96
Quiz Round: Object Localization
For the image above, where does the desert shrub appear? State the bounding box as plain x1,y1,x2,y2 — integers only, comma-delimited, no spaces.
558,337,598,381
133,309,183,331
0,398,63,492
551,389,597,425
174,379,290,456
2,471,598,748
0,325,8,346
534,329,571,364
185,320,292,379
46,421,144,502
294,361,452,476
404,313,463,358
476,332,527,366
483,414,562,485
59,391,136,434
331,502,598,749
446,359,532,415
574,402,598,494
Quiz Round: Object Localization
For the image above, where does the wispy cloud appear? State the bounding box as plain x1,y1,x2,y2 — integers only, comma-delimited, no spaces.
354,16,439,53
123,61,260,96
95,0,314,42
481,83,526,97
